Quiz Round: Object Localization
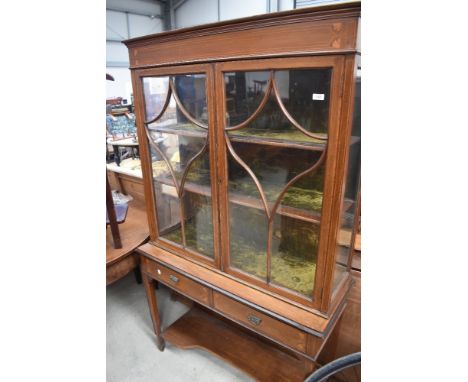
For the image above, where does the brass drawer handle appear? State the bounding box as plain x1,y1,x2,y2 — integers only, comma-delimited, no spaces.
169,274,179,283
247,314,262,326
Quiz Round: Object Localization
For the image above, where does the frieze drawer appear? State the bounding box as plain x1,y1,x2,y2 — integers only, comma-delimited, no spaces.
213,291,307,353
142,258,210,305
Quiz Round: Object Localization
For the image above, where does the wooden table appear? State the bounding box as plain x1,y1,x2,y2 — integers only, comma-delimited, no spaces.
106,200,149,285
107,137,140,166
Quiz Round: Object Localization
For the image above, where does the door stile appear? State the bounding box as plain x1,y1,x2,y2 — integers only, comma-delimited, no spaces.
214,63,231,273
206,64,223,270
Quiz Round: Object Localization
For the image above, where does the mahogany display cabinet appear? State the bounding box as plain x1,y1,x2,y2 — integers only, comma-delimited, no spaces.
125,2,361,380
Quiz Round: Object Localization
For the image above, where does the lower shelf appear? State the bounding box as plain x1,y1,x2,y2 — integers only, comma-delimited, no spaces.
163,306,316,382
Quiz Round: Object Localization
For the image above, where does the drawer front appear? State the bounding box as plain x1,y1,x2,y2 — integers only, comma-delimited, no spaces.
142,258,210,305
213,292,307,353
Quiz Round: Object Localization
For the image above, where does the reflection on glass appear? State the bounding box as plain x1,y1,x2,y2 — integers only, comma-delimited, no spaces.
271,215,319,296
182,193,214,257
182,149,213,257
148,130,206,183
225,69,331,144
174,75,208,125
143,74,214,260
143,77,169,121
145,74,207,134
150,146,182,244
229,203,268,280
163,192,214,258
333,66,361,291
228,142,324,211
225,71,269,126
280,165,325,215
275,69,331,136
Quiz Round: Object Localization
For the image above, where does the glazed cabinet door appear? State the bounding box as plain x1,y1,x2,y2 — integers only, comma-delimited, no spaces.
215,57,345,308
132,64,221,267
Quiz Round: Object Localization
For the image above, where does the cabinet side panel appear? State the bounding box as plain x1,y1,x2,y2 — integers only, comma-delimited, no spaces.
320,54,358,313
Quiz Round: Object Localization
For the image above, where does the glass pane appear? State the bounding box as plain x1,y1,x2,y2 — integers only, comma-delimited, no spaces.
271,215,319,296
225,68,331,298
142,74,214,260
275,69,331,136
280,165,325,215
150,146,182,244
174,74,208,125
228,153,267,279
182,193,214,258
229,203,268,281
333,63,361,291
225,69,331,145
228,141,324,212
148,130,206,183
182,149,214,257
225,71,269,127
142,77,169,121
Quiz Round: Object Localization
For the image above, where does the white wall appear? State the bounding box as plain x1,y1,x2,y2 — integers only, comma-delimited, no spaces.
175,0,294,29
106,67,133,101
175,0,218,29
279,0,295,11
219,0,266,20
106,1,164,99
106,0,164,66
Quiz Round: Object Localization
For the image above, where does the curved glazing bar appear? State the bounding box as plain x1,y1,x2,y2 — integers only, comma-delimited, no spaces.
225,72,273,132
224,68,332,297
269,146,327,221
142,73,213,258
169,77,208,130
144,86,172,125
272,74,327,141
274,69,331,138
179,141,209,196
142,77,170,123
266,146,328,284
224,133,271,220
144,125,181,196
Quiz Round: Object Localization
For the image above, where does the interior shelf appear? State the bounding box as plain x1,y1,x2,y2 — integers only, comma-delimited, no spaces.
154,175,322,224
229,134,324,151
148,125,207,138
148,125,326,151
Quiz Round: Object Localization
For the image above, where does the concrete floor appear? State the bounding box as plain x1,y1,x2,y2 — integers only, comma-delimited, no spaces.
106,272,254,382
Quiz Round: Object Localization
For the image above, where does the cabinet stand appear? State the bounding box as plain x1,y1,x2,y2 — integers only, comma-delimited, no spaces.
142,269,316,382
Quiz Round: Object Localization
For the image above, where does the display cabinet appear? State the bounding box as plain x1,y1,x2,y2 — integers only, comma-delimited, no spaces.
125,2,360,380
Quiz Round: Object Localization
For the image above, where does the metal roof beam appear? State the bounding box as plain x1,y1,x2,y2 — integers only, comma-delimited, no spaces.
106,7,163,19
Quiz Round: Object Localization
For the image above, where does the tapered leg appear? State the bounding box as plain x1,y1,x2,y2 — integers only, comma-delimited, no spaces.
142,273,165,351
133,265,142,284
